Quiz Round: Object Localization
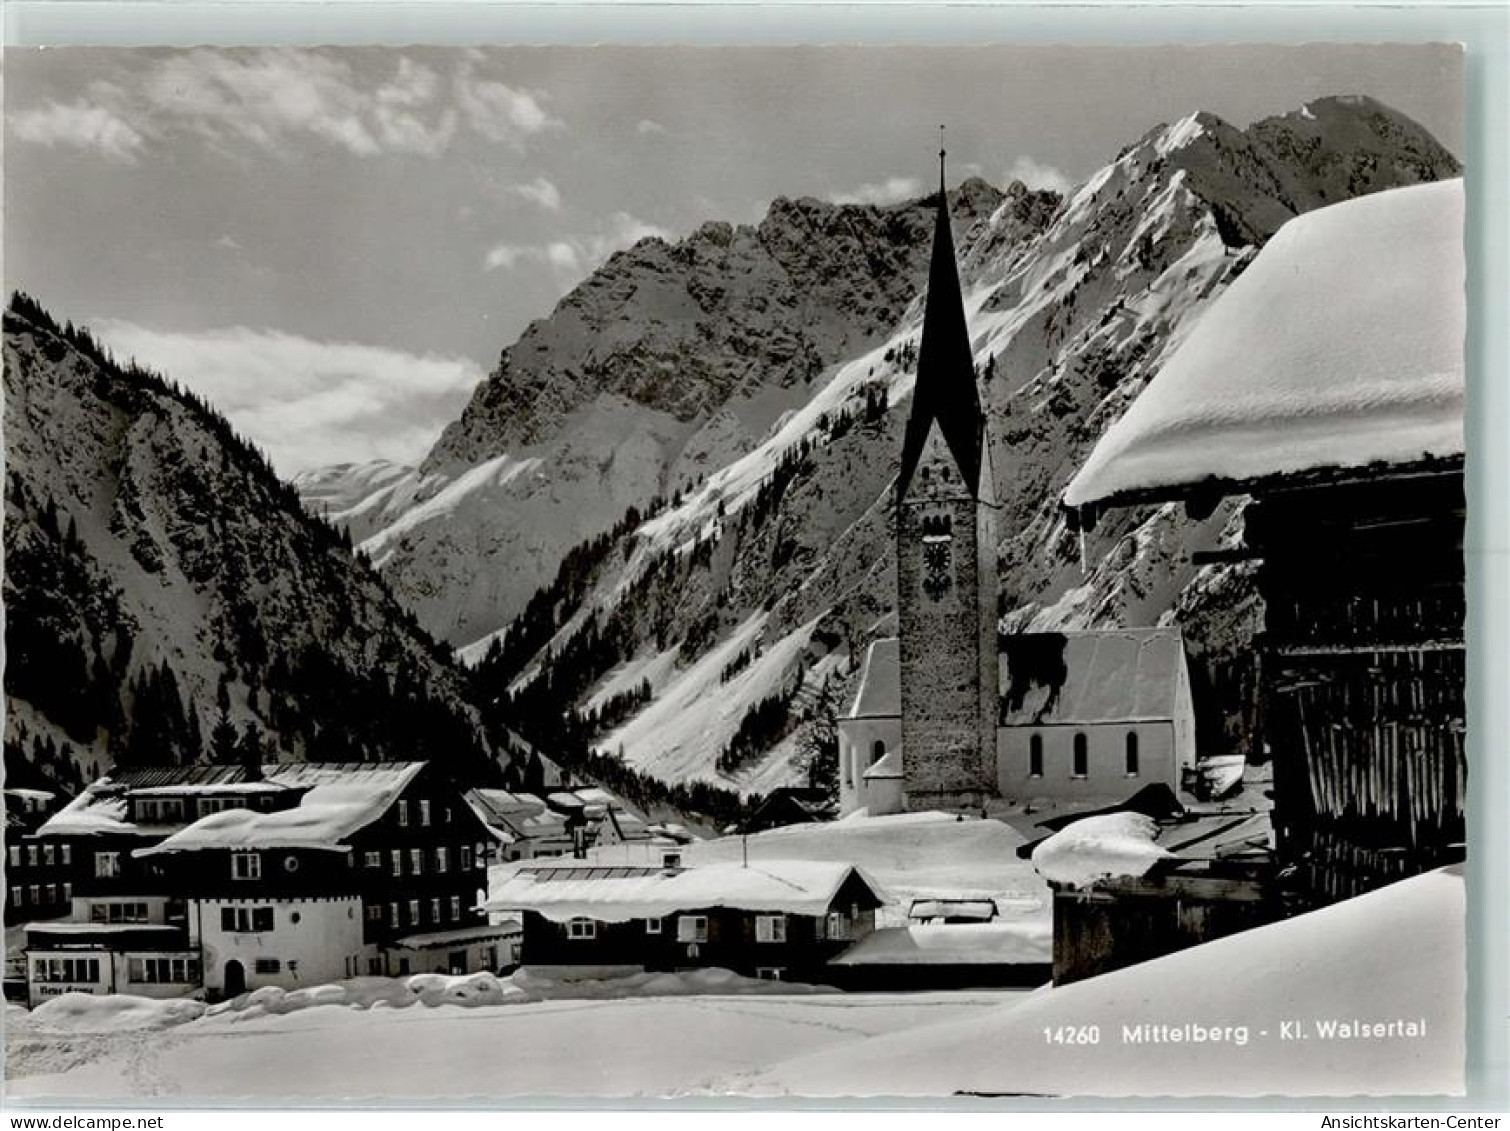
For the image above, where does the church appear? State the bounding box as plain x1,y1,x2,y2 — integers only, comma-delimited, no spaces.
837,147,1197,819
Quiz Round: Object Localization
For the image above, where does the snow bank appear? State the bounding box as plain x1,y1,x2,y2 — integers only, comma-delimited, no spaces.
1031,812,1175,889
28,993,206,1033
747,866,1465,1097
833,922,1053,967
1065,179,1464,507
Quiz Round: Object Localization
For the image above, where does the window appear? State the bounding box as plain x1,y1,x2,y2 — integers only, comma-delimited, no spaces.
94,852,120,879
676,915,709,944
449,895,461,922
409,848,424,876
755,968,786,981
7,846,18,868
755,915,787,943
408,899,420,926
135,798,184,824
28,885,40,904
443,805,453,824
231,852,261,881
61,845,72,866
129,957,200,984
1029,734,1044,778
871,739,886,765
220,906,274,932
1072,733,1089,778
43,844,55,867
475,842,486,863
254,958,281,975
566,918,597,940
430,898,441,924
44,884,57,904
366,904,383,922
825,911,853,941
389,902,400,929
1125,732,1140,776
34,956,101,984
420,801,432,827
61,883,73,901
368,957,383,975
364,851,382,869
10,886,23,907
90,901,148,924
397,800,409,827
27,846,39,867
460,846,473,871
435,846,449,873
662,851,682,870
645,917,663,935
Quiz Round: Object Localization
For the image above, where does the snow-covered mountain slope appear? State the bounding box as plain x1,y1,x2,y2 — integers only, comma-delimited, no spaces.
2,298,505,793
301,96,1459,799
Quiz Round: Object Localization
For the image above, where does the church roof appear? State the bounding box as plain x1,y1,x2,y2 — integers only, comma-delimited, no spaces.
841,628,1187,726
897,159,985,500
845,638,901,719
999,628,1186,726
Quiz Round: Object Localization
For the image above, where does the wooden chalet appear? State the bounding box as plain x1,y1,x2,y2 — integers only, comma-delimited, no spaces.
21,760,514,1002
1063,178,1466,910
488,859,887,984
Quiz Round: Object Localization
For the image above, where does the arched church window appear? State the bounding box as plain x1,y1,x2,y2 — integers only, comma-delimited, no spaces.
1028,734,1043,778
1125,732,1139,776
1072,733,1088,778
871,740,886,766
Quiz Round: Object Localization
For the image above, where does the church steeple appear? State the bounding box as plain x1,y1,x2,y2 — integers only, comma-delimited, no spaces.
896,129,984,501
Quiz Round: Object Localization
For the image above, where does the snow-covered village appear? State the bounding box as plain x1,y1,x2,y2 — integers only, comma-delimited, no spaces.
0,42,1484,1104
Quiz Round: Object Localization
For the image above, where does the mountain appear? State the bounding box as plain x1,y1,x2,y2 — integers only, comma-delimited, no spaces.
300,96,1460,802
3,296,508,796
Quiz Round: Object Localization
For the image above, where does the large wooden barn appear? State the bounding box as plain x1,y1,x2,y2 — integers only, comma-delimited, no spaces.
1063,178,1466,910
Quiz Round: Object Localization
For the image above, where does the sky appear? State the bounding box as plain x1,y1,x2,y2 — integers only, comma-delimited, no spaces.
3,44,1464,475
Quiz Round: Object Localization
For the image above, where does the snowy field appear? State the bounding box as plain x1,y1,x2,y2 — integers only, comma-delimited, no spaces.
4,988,1022,1102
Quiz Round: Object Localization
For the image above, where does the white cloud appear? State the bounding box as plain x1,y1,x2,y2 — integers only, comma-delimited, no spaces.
1005,155,1073,195
455,63,561,144
511,176,562,211
635,118,667,136
10,50,555,162
9,99,146,162
91,320,484,474
831,176,924,206
482,211,672,281
214,234,243,251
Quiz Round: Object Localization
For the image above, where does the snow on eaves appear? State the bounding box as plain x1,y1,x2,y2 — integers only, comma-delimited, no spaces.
1065,179,1465,508
487,859,890,924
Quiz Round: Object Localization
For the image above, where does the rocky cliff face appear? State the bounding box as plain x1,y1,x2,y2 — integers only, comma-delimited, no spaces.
3,298,504,794
302,96,1459,796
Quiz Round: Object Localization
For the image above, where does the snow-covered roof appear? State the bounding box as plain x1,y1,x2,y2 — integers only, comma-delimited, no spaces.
1065,179,1465,509
844,638,899,719
831,922,1051,967
487,859,890,924
5,788,55,802
392,921,522,949
135,762,427,855
24,921,186,937
1000,628,1186,726
908,898,997,922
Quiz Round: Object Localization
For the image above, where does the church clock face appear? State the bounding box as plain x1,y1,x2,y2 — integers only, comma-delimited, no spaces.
922,534,953,601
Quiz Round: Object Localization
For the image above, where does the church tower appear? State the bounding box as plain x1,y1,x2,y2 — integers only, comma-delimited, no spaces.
895,136,999,812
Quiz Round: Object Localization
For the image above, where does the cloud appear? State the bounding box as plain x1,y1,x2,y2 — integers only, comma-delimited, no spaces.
214,234,243,251
635,119,667,136
831,176,924,206
9,99,146,162
9,49,553,162
511,176,562,211
482,211,672,281
455,63,561,144
90,319,484,474
1005,155,1072,195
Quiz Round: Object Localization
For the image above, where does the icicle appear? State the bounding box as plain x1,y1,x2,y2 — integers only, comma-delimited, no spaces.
1078,526,1089,576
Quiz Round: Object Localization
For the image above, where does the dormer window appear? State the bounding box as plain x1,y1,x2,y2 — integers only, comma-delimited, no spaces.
231,852,261,881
